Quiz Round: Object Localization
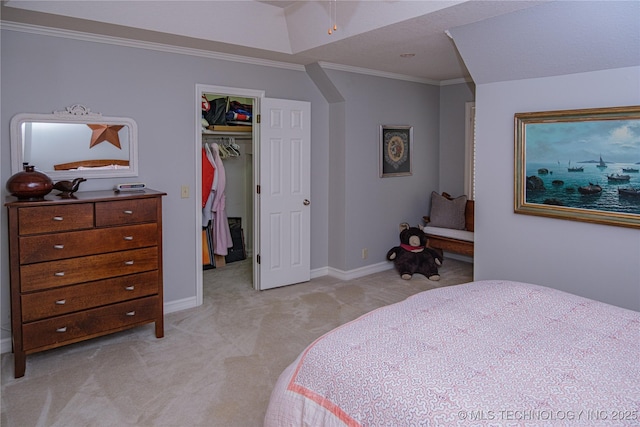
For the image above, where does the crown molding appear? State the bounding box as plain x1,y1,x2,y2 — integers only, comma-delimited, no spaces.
0,20,306,73
1,20,474,86
440,77,474,86
318,61,440,86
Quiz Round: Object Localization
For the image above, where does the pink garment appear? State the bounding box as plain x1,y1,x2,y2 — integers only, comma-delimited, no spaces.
211,143,232,256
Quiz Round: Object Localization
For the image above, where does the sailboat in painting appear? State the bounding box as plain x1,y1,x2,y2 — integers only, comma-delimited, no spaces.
568,161,583,172
596,154,607,169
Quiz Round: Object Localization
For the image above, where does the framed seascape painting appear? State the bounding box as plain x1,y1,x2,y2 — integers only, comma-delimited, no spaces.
514,106,640,229
380,125,412,177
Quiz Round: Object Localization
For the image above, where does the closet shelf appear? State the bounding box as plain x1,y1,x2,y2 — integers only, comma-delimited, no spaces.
208,125,253,133
203,130,252,138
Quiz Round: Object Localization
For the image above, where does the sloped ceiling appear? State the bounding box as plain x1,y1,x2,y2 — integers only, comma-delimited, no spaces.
2,1,638,84
448,0,640,84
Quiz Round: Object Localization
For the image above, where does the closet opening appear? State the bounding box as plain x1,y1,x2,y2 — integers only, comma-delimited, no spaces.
196,84,310,299
197,85,264,304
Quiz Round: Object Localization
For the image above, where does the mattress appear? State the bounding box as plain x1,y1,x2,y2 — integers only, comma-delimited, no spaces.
264,280,639,426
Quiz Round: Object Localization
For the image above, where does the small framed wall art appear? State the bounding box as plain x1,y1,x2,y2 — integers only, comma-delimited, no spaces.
380,125,412,177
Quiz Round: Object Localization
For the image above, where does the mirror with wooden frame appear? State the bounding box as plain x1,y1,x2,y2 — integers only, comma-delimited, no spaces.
10,104,138,180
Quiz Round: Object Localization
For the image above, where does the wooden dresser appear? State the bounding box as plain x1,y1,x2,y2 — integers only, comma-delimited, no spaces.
5,189,166,377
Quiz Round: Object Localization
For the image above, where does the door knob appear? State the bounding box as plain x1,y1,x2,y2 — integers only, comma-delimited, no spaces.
303,199,310,206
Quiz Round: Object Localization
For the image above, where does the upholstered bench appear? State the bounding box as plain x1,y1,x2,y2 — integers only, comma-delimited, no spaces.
422,192,474,257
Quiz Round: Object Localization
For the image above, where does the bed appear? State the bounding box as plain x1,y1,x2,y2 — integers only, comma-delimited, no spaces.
264,280,639,426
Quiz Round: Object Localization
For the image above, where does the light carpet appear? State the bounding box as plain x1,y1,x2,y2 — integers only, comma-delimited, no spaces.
1,258,472,427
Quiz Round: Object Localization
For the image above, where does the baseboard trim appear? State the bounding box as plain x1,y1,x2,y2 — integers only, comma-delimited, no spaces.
0,337,11,355
326,261,393,281
310,266,329,279
443,252,473,263
164,296,198,314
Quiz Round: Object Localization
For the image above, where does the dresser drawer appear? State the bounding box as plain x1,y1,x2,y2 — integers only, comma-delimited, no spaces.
6,189,165,377
22,296,159,351
19,223,158,264
95,198,157,227
18,204,94,235
20,247,159,292
21,271,159,322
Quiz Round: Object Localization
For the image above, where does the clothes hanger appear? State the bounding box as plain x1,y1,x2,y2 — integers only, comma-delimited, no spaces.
227,138,240,156
218,144,228,159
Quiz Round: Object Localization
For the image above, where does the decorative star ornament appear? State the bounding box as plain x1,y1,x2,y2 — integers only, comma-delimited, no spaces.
88,124,124,149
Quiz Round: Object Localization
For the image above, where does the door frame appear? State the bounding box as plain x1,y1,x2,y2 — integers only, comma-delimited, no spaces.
464,101,476,200
195,84,265,306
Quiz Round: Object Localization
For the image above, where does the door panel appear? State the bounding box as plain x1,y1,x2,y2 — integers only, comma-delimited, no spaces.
258,98,311,290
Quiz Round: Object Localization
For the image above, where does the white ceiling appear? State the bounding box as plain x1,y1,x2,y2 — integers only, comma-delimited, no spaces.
1,0,548,83
449,0,640,84
1,1,638,84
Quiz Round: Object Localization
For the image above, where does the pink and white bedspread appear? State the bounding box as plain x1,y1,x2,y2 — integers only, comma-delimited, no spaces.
264,280,640,426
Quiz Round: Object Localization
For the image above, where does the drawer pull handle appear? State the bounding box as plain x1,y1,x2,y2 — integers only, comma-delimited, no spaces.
123,236,134,241
123,210,134,215
53,216,64,221
55,299,66,305
54,272,65,277
56,327,67,333
124,260,134,265
125,286,135,291
53,244,64,249
126,311,136,316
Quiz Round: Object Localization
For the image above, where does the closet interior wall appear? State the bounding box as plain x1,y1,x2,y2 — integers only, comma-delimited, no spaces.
201,93,254,272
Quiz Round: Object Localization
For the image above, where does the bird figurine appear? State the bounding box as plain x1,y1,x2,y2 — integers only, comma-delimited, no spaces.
53,177,86,198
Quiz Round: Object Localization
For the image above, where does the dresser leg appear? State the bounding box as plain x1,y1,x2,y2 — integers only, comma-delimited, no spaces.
14,351,26,378
155,318,164,338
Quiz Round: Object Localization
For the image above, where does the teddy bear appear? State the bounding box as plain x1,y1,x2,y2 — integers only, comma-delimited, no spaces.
386,224,444,281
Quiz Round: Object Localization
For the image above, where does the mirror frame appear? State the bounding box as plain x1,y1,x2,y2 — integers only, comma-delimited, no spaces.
10,104,138,180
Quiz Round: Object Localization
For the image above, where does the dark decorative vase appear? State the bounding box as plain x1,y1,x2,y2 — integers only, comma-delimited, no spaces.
6,163,54,201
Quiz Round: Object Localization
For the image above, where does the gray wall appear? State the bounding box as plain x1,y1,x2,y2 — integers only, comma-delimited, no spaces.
0,29,329,337
474,66,640,311
1,29,465,342
324,70,441,271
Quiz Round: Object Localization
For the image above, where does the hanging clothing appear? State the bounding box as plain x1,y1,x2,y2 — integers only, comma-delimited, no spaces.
202,142,218,226
210,143,233,256
202,147,215,208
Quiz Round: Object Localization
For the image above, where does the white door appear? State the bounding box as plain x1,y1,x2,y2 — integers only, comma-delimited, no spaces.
256,98,311,290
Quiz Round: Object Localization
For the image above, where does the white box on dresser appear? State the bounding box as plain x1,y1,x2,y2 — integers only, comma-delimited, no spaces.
5,189,166,378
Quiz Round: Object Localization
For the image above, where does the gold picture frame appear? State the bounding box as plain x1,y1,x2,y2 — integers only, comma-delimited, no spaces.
514,106,640,229
380,125,412,177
